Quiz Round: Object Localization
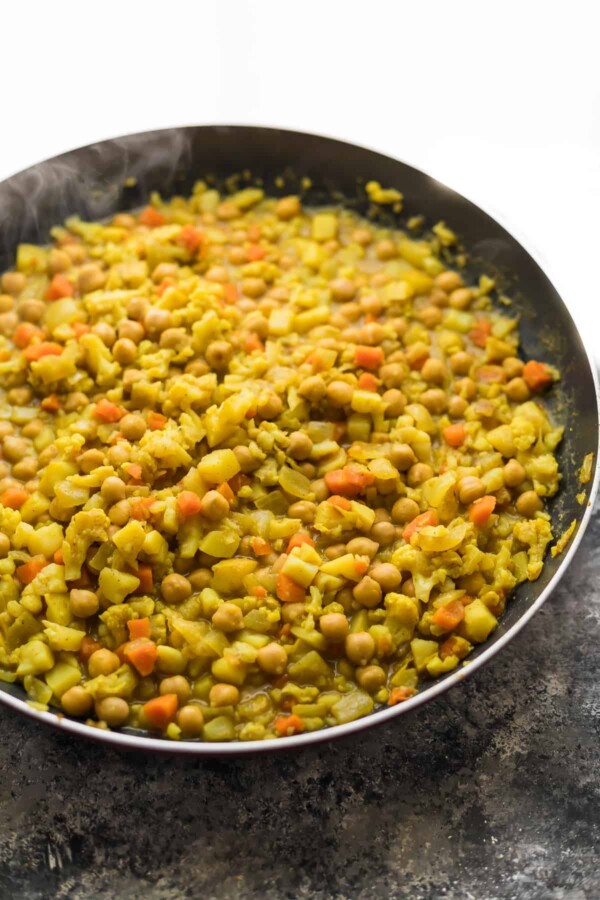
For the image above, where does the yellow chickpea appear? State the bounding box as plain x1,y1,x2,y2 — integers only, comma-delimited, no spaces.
345,632,375,666
458,476,486,505
287,431,313,460
356,665,387,693
95,697,130,727
201,490,230,521
160,675,191,706
503,459,526,487
407,463,434,487
516,491,543,518
177,705,205,736
209,683,240,707
256,642,288,675
61,686,93,717
161,574,192,604
88,649,120,678
275,196,301,220
69,589,99,618
368,563,402,592
212,602,244,633
327,381,354,408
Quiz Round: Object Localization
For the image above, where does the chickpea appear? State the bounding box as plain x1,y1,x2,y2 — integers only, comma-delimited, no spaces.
454,377,477,400
352,227,372,245
281,602,306,624
64,243,86,264
11,457,36,481
227,246,246,265
161,573,192,604
177,705,205,736
77,448,105,473
319,613,349,642
144,308,173,336
325,542,347,560
352,575,382,609
375,239,397,260
402,577,416,597
101,476,127,504
108,499,130,526
458,476,486,505
245,311,269,339
503,356,524,379
345,537,378,559
112,337,137,365
418,305,443,328
126,296,148,321
516,490,543,518
503,459,526,487
505,377,530,403
209,683,239,707
369,563,402,592
329,277,356,301
421,388,447,414
392,497,420,523
206,340,234,370
345,632,375,666
257,393,283,420
421,358,447,384
188,568,212,591
448,396,468,418
356,664,387,693
242,277,267,299
78,263,106,294
1,271,26,295
95,697,130,727
360,294,383,316
160,327,190,351
58,684,93,717
69,588,99,618
88,649,120,678
152,262,178,283
233,445,260,473
256,642,288,675
0,533,10,557
370,521,396,545
3,436,28,462
107,444,130,468
435,271,463,293
311,479,328,503
120,414,146,441
18,298,46,323
201,490,230,522
160,675,191,706
275,196,301,220
298,375,326,403
449,287,473,309
389,443,416,471
287,431,313,460
287,500,317,524
407,463,434,487
327,380,354,408
91,322,115,347
0,296,13,316
118,319,145,343
212,602,244,633
382,389,406,417
205,265,228,283
380,363,406,389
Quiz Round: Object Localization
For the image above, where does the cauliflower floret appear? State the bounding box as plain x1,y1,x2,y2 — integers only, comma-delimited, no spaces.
62,509,110,580
513,518,553,580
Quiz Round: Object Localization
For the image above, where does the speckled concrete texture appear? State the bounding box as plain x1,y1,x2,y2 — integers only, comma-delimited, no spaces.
0,510,598,900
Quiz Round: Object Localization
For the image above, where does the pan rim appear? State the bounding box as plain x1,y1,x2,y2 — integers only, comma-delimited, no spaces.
0,123,597,755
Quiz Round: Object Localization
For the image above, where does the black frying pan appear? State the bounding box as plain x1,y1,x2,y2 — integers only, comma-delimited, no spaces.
0,126,597,754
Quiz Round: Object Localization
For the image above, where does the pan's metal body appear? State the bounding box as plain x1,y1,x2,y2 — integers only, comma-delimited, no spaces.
0,126,597,754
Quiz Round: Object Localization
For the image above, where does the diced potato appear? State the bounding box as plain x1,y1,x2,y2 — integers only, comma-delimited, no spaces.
312,213,337,241
197,449,241,483
199,530,240,559
45,662,82,697
16,640,55,676
330,690,373,724
459,599,498,643
410,638,439,672
98,568,140,605
43,621,85,652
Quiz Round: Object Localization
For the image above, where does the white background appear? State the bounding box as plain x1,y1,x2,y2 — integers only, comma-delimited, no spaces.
1,0,598,360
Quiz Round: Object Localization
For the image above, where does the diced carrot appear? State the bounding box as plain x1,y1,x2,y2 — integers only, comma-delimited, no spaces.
443,423,466,447
176,490,203,518
72,322,91,338
364,313,379,324
354,558,369,577
176,224,203,253
523,360,553,392
250,585,268,598
124,463,143,483
156,277,175,297
277,622,292,639
274,714,305,737
388,686,417,706
45,273,74,301
276,572,305,604
402,510,439,542
130,497,155,520
1,487,30,510
139,206,166,228
15,558,48,584
13,323,42,348
354,345,384,370
324,466,375,498
469,494,497,526
127,618,151,641
251,537,272,556
147,411,167,430
358,372,379,391
432,599,465,631
223,283,239,304
79,636,102,663
217,482,235,504
143,693,178,730
244,332,264,353
92,399,126,422
246,244,267,262
53,548,64,565
287,533,316,553
41,394,61,413
24,342,63,361
328,495,352,510
470,318,492,348
134,565,153,594
124,638,158,676
247,224,262,242
476,365,505,383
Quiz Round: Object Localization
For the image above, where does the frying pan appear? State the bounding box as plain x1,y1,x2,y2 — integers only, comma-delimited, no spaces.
0,125,597,754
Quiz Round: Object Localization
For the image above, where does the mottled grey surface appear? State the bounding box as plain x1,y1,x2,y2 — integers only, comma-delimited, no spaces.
0,513,598,900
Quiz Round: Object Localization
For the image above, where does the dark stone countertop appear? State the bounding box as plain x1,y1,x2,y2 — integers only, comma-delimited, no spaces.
0,510,598,900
